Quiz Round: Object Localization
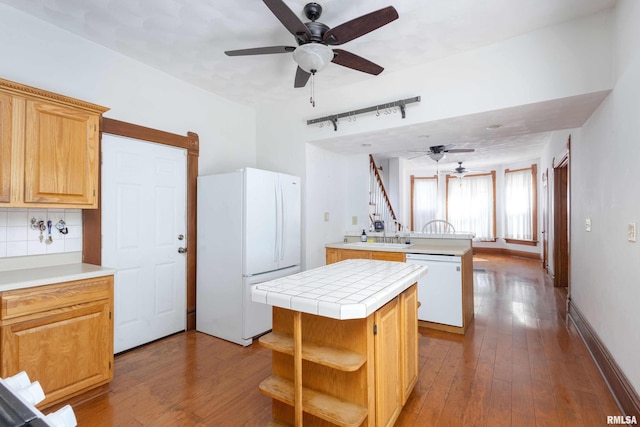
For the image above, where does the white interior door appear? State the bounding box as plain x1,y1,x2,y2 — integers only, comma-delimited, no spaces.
102,134,187,353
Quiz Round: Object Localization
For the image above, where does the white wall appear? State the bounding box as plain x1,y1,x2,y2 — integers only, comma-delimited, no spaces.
257,10,613,271
304,145,350,269
568,0,640,394
0,5,256,177
302,10,613,145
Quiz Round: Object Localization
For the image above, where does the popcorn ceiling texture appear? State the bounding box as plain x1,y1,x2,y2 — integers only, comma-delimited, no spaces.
0,0,615,106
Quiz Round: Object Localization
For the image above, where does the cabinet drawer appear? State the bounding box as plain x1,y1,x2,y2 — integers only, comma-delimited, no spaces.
371,251,405,262
1,276,113,321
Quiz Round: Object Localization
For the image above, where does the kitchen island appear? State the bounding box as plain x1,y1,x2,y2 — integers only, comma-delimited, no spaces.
325,237,475,335
251,259,427,427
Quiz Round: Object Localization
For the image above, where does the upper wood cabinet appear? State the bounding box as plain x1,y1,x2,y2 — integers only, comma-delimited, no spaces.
0,92,11,203
0,77,108,209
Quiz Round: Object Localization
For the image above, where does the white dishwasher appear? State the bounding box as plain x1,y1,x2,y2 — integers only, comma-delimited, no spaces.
406,253,462,327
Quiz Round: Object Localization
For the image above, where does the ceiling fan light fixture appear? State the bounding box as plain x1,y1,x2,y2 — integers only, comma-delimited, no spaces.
293,43,333,73
430,152,445,162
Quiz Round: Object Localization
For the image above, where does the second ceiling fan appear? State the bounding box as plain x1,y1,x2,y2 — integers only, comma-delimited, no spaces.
410,144,475,161
441,162,485,179
224,0,399,88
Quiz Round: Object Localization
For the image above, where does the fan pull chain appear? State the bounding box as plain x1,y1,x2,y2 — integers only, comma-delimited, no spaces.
310,70,316,107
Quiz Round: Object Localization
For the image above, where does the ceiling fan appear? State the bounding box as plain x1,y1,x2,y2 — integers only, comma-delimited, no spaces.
409,144,475,161
224,0,399,89
441,162,483,179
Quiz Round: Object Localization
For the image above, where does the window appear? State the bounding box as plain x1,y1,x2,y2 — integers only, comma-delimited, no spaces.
411,175,438,232
504,165,538,244
446,172,496,240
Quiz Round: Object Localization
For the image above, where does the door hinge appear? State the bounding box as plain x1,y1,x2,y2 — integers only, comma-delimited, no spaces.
373,324,377,335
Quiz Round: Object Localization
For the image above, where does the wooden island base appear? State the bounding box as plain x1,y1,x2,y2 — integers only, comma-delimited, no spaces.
258,284,418,427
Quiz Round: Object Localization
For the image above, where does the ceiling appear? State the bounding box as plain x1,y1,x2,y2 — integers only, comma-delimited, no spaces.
0,0,616,169
311,90,611,170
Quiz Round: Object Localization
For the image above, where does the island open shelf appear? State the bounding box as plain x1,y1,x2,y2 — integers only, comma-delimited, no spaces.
251,259,427,427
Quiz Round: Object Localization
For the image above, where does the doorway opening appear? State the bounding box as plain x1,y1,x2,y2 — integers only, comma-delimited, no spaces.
552,136,570,293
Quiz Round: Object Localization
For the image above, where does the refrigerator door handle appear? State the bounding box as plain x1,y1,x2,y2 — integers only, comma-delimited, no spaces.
280,184,285,261
274,184,279,263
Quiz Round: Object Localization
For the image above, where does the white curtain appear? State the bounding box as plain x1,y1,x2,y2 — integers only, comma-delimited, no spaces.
412,178,438,232
504,169,533,239
447,174,494,240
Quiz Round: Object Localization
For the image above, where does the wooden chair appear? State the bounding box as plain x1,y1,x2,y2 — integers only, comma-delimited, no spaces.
421,220,456,234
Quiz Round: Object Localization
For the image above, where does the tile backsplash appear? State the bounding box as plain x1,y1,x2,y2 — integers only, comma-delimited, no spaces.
0,208,83,258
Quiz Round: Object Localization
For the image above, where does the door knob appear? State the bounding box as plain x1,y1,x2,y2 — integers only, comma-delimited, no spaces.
178,247,187,254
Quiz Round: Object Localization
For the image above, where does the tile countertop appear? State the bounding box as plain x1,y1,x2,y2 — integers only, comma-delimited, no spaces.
251,259,427,320
0,263,116,292
325,241,471,256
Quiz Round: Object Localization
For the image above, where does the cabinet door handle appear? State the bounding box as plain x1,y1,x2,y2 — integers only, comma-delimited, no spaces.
178,247,187,254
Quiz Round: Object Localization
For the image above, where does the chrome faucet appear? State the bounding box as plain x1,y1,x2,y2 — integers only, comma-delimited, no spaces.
387,219,401,243
382,221,387,243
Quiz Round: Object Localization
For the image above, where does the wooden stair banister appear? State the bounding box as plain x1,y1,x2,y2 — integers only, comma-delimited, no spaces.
369,155,401,232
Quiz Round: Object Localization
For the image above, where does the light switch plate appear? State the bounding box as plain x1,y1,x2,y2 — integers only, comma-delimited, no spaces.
585,218,591,232
324,212,330,222
352,216,358,225
628,222,636,242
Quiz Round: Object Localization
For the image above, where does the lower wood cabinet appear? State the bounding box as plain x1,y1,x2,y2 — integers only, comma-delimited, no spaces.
259,284,418,427
0,275,114,408
374,295,402,427
326,248,405,264
400,285,419,404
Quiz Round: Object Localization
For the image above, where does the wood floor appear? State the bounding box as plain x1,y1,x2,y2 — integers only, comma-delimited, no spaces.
71,255,622,426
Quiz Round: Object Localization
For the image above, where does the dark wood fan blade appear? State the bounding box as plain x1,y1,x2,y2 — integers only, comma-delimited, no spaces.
263,0,311,42
323,6,398,45
331,49,383,75
225,46,296,56
294,66,311,88
446,149,475,153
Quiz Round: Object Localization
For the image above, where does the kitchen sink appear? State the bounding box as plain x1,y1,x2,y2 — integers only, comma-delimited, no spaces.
344,242,413,249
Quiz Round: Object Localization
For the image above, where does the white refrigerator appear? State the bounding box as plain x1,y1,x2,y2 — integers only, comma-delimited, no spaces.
196,168,301,346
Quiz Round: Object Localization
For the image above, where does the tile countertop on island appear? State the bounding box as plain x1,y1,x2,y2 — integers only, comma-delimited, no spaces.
251,259,427,320
0,263,116,292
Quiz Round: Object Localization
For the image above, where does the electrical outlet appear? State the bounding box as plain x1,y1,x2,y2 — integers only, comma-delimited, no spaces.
585,218,591,232
628,222,636,242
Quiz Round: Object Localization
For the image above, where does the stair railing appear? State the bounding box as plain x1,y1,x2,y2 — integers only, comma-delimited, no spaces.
369,155,401,232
